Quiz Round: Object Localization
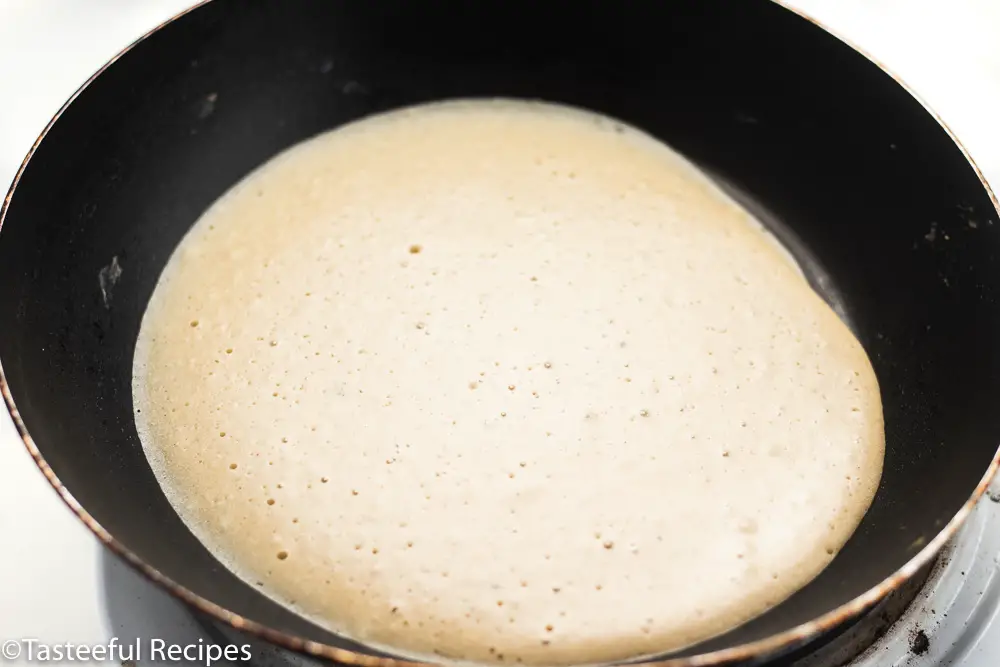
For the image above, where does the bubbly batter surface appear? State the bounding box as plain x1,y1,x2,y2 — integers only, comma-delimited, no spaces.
133,100,884,666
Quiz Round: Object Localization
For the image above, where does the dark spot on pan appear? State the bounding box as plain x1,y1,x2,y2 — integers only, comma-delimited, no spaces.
909,629,929,655
988,491,1000,503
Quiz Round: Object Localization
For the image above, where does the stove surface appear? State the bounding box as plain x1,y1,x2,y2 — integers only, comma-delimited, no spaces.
2,2,1000,666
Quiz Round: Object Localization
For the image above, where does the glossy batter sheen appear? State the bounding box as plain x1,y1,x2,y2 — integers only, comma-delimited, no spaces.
133,100,884,666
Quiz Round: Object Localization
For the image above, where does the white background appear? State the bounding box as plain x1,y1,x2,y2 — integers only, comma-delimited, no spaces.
1,0,1000,664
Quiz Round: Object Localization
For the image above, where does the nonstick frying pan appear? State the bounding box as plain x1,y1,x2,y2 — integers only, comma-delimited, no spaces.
1,0,999,665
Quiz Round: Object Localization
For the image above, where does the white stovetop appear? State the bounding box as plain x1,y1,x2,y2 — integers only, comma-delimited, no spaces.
1,1,1000,666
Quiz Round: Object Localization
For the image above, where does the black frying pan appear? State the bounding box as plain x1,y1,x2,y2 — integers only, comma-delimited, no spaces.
1,1,999,665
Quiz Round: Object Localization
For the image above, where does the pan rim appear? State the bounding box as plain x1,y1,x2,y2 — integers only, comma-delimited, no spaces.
1,1,999,665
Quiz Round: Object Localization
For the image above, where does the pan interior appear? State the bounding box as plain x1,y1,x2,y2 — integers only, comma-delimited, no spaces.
710,174,855,333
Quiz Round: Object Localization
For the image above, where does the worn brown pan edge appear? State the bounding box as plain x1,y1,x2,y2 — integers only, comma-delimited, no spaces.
1,1,999,666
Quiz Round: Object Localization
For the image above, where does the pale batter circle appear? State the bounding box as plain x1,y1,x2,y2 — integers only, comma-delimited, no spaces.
133,99,884,666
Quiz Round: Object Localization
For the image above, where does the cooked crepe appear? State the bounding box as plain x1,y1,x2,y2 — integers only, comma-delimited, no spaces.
133,99,884,666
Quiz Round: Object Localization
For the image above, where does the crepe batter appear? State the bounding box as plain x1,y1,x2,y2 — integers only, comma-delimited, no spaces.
133,100,884,665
